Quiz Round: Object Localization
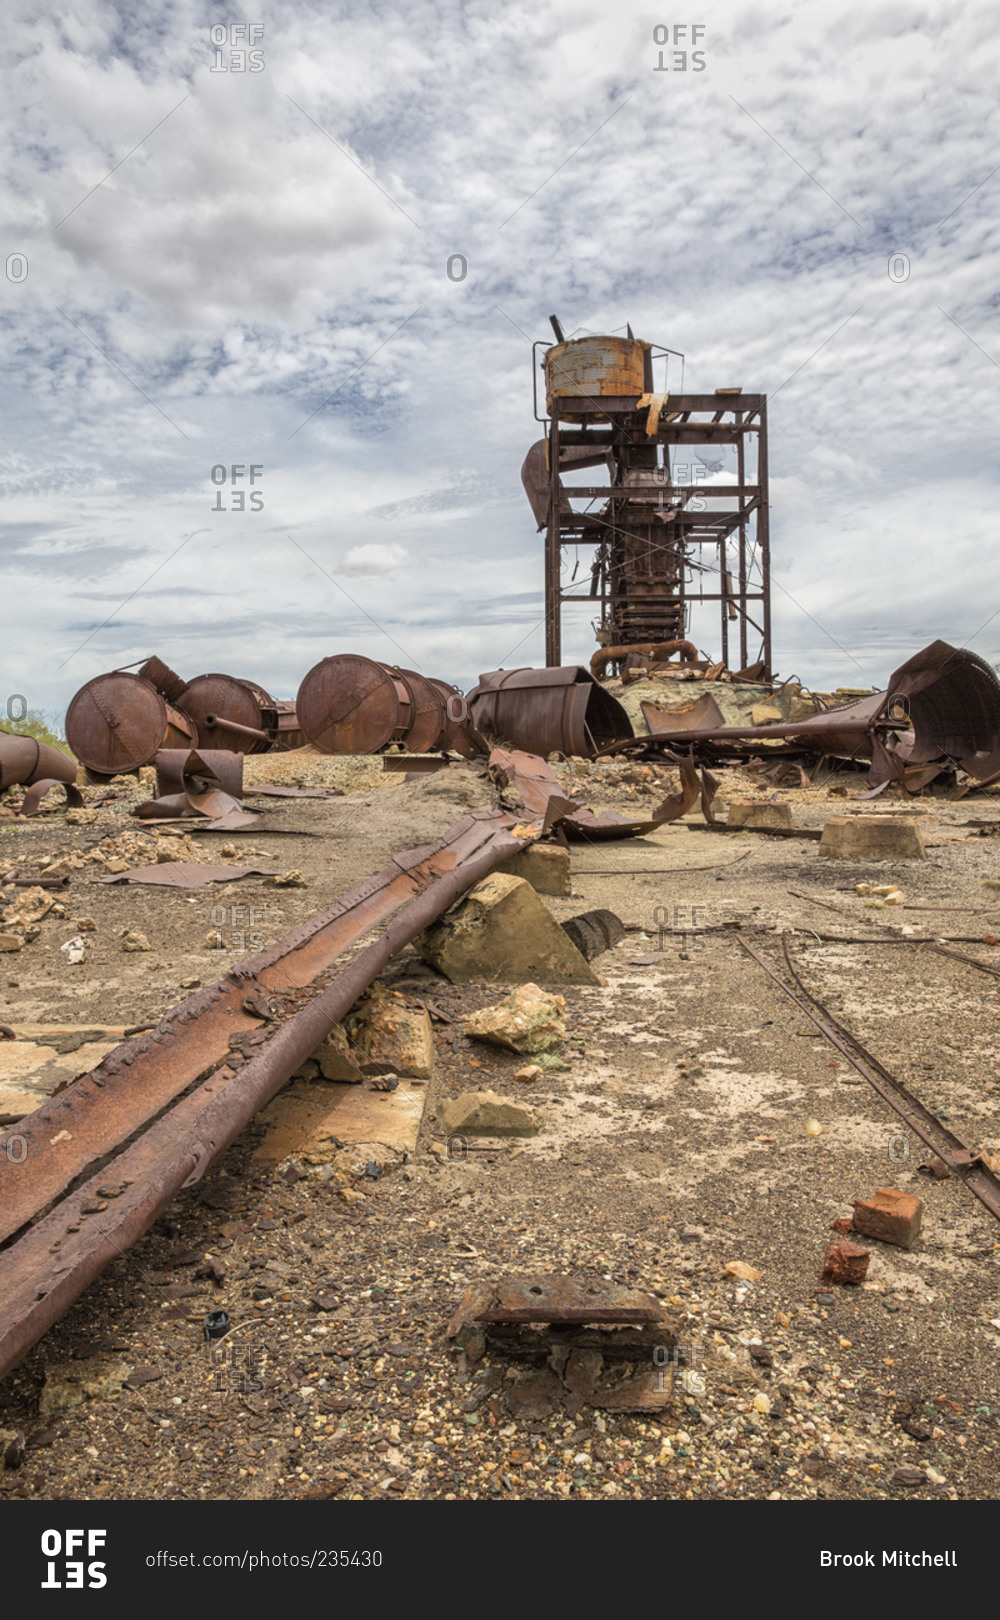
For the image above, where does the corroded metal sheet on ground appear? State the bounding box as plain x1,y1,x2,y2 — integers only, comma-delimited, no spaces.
448,1276,668,1332
490,747,704,839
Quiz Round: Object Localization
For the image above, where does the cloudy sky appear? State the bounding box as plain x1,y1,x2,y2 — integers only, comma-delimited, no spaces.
2,0,999,726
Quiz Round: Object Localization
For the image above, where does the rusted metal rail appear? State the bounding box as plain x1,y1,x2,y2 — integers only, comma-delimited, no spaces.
733,930,1000,1223
0,812,531,1379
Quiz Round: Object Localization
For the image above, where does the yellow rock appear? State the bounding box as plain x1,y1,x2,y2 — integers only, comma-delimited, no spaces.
723,1260,762,1283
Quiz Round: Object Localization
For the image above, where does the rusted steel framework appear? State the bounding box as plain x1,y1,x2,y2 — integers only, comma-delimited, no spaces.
524,331,770,677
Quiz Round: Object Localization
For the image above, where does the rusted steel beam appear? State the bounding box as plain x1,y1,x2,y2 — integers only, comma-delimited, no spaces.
733,931,1000,1223
0,816,530,1380
0,812,515,1246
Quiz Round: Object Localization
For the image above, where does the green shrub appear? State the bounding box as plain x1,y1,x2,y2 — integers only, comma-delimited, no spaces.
1,708,73,756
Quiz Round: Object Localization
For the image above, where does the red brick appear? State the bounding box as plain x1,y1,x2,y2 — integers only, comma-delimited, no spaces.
852,1187,923,1250
829,1216,852,1235
821,1240,870,1286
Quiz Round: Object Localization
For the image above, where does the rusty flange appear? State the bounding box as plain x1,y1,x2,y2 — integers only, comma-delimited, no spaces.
65,673,196,778
392,666,447,753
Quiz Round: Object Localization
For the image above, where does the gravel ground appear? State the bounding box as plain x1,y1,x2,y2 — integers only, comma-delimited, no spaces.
2,751,1000,1503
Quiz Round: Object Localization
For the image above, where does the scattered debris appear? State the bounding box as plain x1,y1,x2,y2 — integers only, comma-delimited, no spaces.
345,986,434,1080
463,984,567,1056
421,873,599,985
851,1188,923,1250
821,1240,871,1285
437,1091,544,1137
561,908,626,961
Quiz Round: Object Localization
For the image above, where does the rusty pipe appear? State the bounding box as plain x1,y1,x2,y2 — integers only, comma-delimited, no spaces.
0,731,77,793
590,641,699,680
202,714,270,742
0,817,529,1380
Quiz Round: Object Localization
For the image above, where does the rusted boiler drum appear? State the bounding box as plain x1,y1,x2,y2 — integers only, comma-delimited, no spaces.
65,672,197,779
297,655,460,754
466,666,633,758
175,673,280,755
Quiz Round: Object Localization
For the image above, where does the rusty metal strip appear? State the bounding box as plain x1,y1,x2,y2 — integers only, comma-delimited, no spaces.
0,821,528,1381
489,747,706,840
921,942,1000,981
0,811,513,1245
732,930,1000,1222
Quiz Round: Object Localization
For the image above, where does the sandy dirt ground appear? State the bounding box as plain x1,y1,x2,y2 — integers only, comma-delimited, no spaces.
2,750,1000,1502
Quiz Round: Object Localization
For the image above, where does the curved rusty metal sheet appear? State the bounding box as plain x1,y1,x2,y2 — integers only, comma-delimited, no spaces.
65,673,196,777
489,747,705,839
468,667,633,758
641,693,724,736
137,655,188,704
887,640,1000,780
133,749,245,820
0,731,82,815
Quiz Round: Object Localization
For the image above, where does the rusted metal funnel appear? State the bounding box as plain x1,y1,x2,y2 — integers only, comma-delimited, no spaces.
65,672,197,779
467,666,633,758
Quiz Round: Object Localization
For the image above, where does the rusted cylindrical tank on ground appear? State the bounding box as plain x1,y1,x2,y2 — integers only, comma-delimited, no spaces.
176,673,278,755
544,336,649,420
65,672,197,779
297,656,414,753
297,656,466,754
466,666,633,758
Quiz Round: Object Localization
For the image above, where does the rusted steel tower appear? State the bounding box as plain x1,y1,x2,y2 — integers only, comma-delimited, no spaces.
522,322,771,677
